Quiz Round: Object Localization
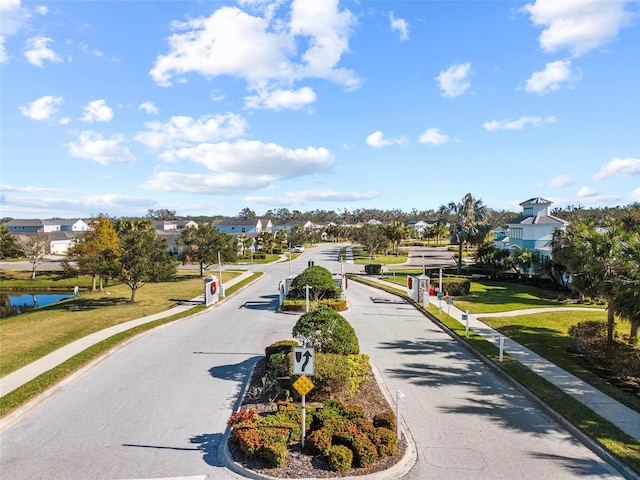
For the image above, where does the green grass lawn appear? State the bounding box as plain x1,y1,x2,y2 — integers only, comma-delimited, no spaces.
348,274,640,473
0,269,242,377
350,246,408,265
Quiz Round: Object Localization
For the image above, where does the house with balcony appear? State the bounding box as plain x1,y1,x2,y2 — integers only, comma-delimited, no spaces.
505,197,569,271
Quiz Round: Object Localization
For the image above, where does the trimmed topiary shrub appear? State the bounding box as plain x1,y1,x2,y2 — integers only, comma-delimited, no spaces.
292,305,359,355
364,264,382,275
373,427,397,457
373,410,396,431
327,444,353,471
265,339,299,358
290,265,341,300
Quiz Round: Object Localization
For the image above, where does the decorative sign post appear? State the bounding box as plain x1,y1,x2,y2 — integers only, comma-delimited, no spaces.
293,347,315,447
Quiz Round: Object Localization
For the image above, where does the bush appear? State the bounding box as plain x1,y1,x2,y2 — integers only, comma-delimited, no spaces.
327,444,353,471
442,278,471,296
265,339,299,358
281,298,347,312
373,410,396,431
261,442,287,467
292,305,359,355
373,427,397,457
290,265,341,300
365,264,382,275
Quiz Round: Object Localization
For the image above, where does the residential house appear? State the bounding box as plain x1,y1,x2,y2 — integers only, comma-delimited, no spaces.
505,197,569,270
212,218,264,235
6,219,90,255
273,220,315,232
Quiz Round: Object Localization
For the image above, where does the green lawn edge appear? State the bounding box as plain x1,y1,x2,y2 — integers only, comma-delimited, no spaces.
0,272,263,419
348,274,640,475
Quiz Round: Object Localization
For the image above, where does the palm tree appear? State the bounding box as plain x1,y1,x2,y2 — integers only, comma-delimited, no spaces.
386,221,410,255
552,222,624,343
441,193,488,274
610,234,640,344
511,247,535,277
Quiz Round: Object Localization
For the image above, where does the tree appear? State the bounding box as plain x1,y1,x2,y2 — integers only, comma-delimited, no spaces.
179,224,237,276
292,305,359,355
552,221,625,343
429,222,449,246
20,233,48,279
510,248,536,277
145,208,177,220
287,225,308,247
290,265,340,301
116,220,176,302
256,231,276,254
274,230,288,249
237,207,256,219
609,234,640,344
441,193,488,274
385,221,410,255
350,224,388,259
65,215,120,291
0,224,22,259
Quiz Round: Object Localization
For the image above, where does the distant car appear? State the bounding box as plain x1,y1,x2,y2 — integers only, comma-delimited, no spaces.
292,245,305,253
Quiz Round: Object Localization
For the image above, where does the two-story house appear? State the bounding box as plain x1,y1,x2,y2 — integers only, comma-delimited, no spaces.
506,197,569,266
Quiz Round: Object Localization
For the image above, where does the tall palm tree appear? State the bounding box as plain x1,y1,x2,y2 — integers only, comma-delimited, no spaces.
610,234,640,344
441,193,488,274
552,221,624,343
386,220,410,255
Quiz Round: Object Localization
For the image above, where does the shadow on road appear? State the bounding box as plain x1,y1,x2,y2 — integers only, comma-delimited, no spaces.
190,432,224,467
378,337,572,437
208,355,261,383
239,294,279,310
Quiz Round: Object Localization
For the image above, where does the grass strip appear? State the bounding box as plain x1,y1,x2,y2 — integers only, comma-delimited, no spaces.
0,272,263,419
348,274,640,474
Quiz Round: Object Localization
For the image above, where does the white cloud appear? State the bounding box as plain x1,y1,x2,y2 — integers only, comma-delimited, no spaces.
366,131,406,148
573,187,619,204
389,11,409,41
593,157,640,180
545,174,574,188
19,95,62,121
247,189,379,206
24,36,62,67
483,115,557,131
140,171,272,194
436,62,471,98
164,140,334,179
135,113,247,149
630,188,640,202
418,128,450,146
1,0,26,63
81,99,113,122
525,60,579,94
139,101,159,115
244,86,316,110
0,36,7,63
577,186,597,198
522,0,634,57
150,2,360,110
66,131,136,165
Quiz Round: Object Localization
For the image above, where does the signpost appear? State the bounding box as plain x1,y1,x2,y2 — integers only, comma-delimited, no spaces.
292,348,315,447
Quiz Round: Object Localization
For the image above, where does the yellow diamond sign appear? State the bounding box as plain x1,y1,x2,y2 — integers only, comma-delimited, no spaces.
293,375,314,397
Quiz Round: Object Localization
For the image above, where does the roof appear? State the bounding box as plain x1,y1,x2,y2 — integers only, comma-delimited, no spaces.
508,214,569,226
212,218,261,227
519,197,552,206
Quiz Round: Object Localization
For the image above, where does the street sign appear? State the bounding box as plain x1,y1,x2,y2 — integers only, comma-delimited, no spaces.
437,292,444,300
293,347,315,375
293,375,314,396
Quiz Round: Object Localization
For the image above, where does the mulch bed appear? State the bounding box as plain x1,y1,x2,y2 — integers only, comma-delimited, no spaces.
228,357,407,478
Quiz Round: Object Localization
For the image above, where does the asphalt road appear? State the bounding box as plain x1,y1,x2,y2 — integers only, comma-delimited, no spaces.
0,243,628,479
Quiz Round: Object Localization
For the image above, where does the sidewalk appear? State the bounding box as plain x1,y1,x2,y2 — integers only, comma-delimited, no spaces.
0,271,254,399
365,276,640,443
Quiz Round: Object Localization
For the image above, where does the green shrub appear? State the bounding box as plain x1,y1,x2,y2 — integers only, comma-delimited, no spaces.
327,444,353,471
261,442,287,467
233,426,263,457
292,305,359,355
373,427,397,457
346,354,370,396
365,264,382,275
265,339,299,358
307,427,333,455
281,298,347,312
290,265,341,300
373,410,396,431
307,353,351,400
443,278,471,296
253,252,266,259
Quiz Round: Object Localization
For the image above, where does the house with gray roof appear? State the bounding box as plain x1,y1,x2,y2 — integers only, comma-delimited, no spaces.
505,197,569,268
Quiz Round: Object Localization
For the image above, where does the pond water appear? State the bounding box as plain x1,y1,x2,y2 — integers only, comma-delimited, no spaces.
0,292,74,318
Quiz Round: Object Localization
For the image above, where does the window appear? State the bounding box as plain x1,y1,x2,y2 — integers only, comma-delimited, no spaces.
510,228,523,239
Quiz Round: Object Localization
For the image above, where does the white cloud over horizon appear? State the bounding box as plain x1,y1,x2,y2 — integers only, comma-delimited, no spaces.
593,157,640,180
66,131,136,165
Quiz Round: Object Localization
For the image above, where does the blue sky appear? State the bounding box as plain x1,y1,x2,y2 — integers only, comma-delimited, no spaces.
1,0,639,219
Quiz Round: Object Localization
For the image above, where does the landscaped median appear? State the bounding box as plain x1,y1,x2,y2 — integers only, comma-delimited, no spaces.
0,269,262,419
347,274,640,476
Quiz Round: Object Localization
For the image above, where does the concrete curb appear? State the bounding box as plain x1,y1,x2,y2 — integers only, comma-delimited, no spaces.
218,359,418,480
